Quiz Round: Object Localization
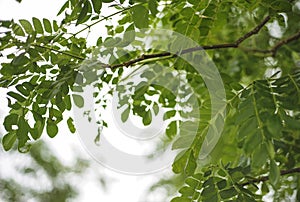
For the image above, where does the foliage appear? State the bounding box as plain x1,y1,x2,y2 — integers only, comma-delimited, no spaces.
0,141,89,202
1,0,300,201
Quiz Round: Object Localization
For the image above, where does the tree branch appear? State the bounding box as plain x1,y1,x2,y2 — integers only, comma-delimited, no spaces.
109,16,300,69
109,16,271,69
244,30,300,56
241,167,300,186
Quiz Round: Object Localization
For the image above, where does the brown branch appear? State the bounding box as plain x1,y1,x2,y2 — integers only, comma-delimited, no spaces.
241,167,300,187
109,16,271,69
272,31,300,55
243,30,300,56
235,16,271,45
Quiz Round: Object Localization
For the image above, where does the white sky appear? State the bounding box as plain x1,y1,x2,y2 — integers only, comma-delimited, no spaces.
0,0,172,201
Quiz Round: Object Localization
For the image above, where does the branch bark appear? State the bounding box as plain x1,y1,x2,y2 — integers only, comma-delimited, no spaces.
108,16,298,69
241,167,300,186
109,16,271,69
244,30,300,56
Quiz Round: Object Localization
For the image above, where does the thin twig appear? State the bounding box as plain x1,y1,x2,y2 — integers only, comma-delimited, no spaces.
241,167,300,186
242,30,300,56
31,43,85,60
66,5,138,40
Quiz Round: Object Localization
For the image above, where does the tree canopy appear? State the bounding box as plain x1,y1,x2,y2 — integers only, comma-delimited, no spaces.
1,0,300,201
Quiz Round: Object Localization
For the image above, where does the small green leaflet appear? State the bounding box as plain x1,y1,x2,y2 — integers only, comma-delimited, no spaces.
121,106,130,122
19,19,34,34
269,159,280,187
163,110,176,121
219,187,238,199
16,117,29,147
142,109,152,126
32,17,44,34
91,0,102,14
12,53,29,66
172,149,196,176
67,117,76,133
7,91,26,102
76,1,91,25
43,18,52,33
72,94,84,108
166,121,177,138
12,23,25,36
131,5,149,29
148,0,158,16
4,113,18,131
2,132,17,151
46,119,58,138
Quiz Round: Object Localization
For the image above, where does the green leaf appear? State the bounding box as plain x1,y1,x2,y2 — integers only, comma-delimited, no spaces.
143,109,152,126
72,94,84,108
217,180,227,190
172,149,196,175
243,132,262,155
185,151,197,176
57,1,69,16
12,23,25,36
219,187,238,199
64,95,72,110
163,110,176,121
284,117,300,130
4,113,19,131
91,0,102,14
271,0,292,12
123,24,135,43
237,117,257,140
19,19,34,34
30,119,45,140
252,143,268,168
46,119,58,138
269,160,280,187
266,140,275,159
2,132,17,151
53,20,59,32
12,53,29,66
121,106,130,122
16,84,30,96
67,117,76,133
179,186,194,196
153,102,159,115
166,121,177,138
171,197,190,202
16,117,29,147
32,17,44,34
131,5,149,29
261,182,269,194
172,135,194,150
148,0,158,16
266,116,282,138
76,1,90,25
43,18,52,33
7,91,26,102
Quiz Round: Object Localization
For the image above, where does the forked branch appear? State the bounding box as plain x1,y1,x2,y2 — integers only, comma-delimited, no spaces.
109,16,299,69
110,16,272,69
242,167,300,187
